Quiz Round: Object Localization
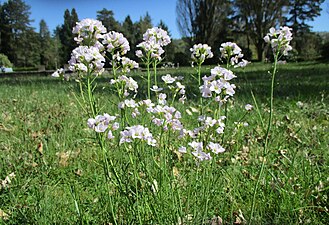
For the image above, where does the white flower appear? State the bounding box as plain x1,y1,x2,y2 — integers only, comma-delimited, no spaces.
87,113,117,133
190,43,213,64
73,18,106,46
143,27,171,47
68,46,105,75
264,26,293,56
150,85,163,92
207,142,225,154
162,74,176,84
178,146,187,154
102,31,130,55
120,125,156,146
245,104,253,111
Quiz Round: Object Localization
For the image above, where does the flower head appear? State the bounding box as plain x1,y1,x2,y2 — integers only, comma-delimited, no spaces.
143,27,171,47
73,18,106,46
264,26,293,56
102,31,130,57
190,43,213,64
68,46,105,75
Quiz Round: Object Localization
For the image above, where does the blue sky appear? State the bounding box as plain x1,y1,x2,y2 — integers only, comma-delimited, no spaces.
19,0,329,38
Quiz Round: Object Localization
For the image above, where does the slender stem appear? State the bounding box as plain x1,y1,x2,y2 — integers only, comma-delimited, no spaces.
249,50,280,222
153,61,157,87
198,63,203,115
147,55,151,99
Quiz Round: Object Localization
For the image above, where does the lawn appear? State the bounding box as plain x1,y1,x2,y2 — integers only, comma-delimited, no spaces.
0,62,328,224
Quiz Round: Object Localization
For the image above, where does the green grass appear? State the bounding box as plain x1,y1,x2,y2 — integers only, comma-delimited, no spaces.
0,62,328,224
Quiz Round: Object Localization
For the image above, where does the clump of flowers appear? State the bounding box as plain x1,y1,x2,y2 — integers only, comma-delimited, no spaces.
143,27,171,47
220,42,249,68
87,113,119,139
120,125,157,146
110,75,138,98
72,18,107,46
190,43,214,65
68,46,105,75
200,66,237,104
102,31,130,59
263,26,293,56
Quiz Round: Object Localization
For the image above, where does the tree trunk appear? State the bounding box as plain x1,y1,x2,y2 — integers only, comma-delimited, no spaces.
256,42,263,62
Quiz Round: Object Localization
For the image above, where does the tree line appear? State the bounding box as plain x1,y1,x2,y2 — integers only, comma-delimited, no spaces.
0,0,171,69
0,0,328,69
177,0,327,62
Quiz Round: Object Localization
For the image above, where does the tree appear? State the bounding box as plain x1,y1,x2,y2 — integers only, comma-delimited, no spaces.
287,0,324,35
58,8,78,65
39,19,53,68
176,0,232,50
234,0,289,61
286,0,324,60
0,0,33,66
96,8,120,32
135,12,153,43
121,15,137,59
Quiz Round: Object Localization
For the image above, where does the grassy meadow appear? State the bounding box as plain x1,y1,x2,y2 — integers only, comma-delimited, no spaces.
0,62,328,224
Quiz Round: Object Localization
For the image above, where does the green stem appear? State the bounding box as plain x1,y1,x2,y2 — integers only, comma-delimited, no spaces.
249,50,280,223
147,55,151,99
198,63,203,115
153,61,157,87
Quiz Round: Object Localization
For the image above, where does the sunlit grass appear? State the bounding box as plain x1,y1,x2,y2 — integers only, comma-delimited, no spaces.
0,62,328,224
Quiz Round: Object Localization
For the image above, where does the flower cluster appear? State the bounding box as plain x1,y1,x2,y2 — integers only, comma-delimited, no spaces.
190,43,214,64
148,104,183,132
136,41,165,61
120,57,139,73
143,27,171,47
68,46,105,75
200,66,236,104
102,31,130,58
136,27,171,61
264,26,293,56
110,75,138,97
87,114,119,139
120,125,156,146
179,140,225,161
72,18,107,46
161,74,186,103
219,42,249,68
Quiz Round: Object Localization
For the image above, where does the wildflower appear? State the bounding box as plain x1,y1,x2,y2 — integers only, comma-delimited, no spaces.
72,18,106,46
150,85,164,92
110,75,138,95
245,104,253,111
178,146,187,154
220,42,242,58
158,93,167,105
162,74,176,84
190,43,213,64
264,26,293,56
143,27,171,47
51,68,64,78
120,125,156,146
120,57,138,73
136,41,164,60
211,66,236,81
68,46,105,75
207,142,225,154
102,31,130,56
87,113,117,133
